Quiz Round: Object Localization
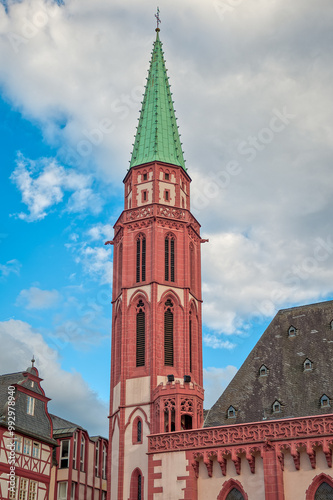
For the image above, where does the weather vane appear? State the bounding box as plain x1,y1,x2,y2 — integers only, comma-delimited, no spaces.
155,7,161,30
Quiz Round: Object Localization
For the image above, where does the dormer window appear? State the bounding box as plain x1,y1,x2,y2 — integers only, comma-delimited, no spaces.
27,396,35,416
227,406,236,418
288,326,296,337
259,365,268,377
330,320,333,330
303,358,313,371
272,400,281,413
320,394,330,408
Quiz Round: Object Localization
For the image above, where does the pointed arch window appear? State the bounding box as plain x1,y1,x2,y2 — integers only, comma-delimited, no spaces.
165,234,175,282
226,489,245,500
129,468,143,500
136,234,146,283
136,300,145,367
315,482,333,499
164,299,174,366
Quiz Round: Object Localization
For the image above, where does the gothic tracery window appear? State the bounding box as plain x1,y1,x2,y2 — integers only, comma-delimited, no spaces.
164,399,176,432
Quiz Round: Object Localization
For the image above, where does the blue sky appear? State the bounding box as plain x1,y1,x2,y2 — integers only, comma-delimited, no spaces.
1,0,333,437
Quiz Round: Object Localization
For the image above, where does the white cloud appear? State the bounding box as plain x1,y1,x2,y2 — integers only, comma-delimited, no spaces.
76,245,113,285
0,259,21,278
203,366,238,409
1,0,333,346
16,286,60,310
0,319,108,436
10,154,103,221
203,334,236,350
86,223,114,242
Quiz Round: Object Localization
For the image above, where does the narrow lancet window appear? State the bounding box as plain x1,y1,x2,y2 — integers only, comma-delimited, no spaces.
136,235,146,283
164,299,174,366
165,234,175,282
136,300,145,367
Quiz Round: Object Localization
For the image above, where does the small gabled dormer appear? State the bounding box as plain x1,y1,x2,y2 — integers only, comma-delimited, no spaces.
288,325,297,337
259,364,269,377
227,405,237,419
303,358,313,371
272,400,282,413
320,394,331,408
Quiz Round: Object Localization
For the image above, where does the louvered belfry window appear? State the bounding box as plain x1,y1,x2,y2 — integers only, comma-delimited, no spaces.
189,313,192,373
165,235,175,282
164,299,174,366
136,300,145,367
136,235,146,283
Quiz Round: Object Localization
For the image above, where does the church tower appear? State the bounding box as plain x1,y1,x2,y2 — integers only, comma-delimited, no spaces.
108,23,204,500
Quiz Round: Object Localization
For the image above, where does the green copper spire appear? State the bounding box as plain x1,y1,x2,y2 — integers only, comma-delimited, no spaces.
130,28,186,170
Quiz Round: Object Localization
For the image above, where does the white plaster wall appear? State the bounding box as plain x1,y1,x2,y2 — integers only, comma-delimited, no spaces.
283,450,333,499
127,285,152,306
110,422,119,500
154,451,188,500
123,407,150,500
136,181,153,206
157,285,184,306
126,376,150,406
128,192,132,209
197,456,265,500
113,381,121,413
159,181,176,206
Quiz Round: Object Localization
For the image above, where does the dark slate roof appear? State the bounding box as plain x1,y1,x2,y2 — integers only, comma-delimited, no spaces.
0,369,53,441
204,300,333,427
50,414,82,435
50,415,108,441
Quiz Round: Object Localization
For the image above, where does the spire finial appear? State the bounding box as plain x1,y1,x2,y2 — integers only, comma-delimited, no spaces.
31,355,35,368
155,6,161,31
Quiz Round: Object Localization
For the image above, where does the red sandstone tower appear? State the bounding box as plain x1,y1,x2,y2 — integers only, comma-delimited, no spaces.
108,25,204,500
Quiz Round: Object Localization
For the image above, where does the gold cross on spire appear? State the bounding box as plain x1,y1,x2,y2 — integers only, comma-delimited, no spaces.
155,6,161,31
